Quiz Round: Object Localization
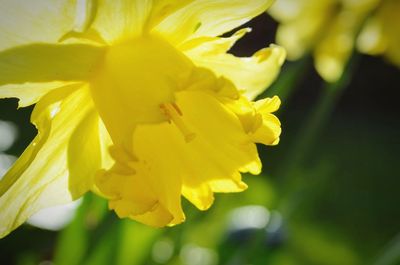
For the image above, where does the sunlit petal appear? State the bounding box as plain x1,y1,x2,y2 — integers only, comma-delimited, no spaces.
0,0,77,51
68,109,103,199
183,29,285,100
89,0,192,43
0,82,75,107
156,0,274,45
0,85,92,238
0,43,105,86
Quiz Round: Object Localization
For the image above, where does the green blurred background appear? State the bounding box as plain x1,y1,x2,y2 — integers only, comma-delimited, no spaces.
0,11,399,265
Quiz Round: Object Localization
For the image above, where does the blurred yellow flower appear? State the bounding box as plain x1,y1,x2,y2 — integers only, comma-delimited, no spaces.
269,0,399,82
357,0,400,67
0,0,285,237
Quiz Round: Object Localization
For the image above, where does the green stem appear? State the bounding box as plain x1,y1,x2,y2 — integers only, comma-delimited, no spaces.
282,54,357,178
277,54,359,216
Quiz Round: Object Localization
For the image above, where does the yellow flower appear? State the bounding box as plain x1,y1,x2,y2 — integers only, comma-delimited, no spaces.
0,0,285,237
269,0,399,82
357,0,400,67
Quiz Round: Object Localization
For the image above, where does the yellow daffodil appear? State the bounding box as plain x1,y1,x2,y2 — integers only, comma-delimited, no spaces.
357,0,400,67
269,0,399,82
0,0,285,238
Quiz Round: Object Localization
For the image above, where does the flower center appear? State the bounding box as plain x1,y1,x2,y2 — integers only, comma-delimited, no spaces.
160,102,196,142
89,35,193,148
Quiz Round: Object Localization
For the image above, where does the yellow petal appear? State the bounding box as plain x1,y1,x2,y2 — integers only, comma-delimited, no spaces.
183,30,285,100
88,0,150,42
183,184,214,211
155,0,274,45
357,17,387,55
0,43,105,86
0,84,93,238
251,96,281,146
267,0,303,22
96,127,184,226
176,90,262,178
0,84,78,197
0,82,75,107
357,0,400,67
89,0,192,43
146,0,194,31
96,167,163,218
131,203,175,228
380,3,400,67
251,114,281,146
314,10,362,82
0,0,77,51
109,122,185,225
269,0,334,60
254,95,281,113
67,109,103,199
225,95,282,146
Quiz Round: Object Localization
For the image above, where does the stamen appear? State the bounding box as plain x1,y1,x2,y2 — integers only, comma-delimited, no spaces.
160,103,196,142
171,103,182,115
